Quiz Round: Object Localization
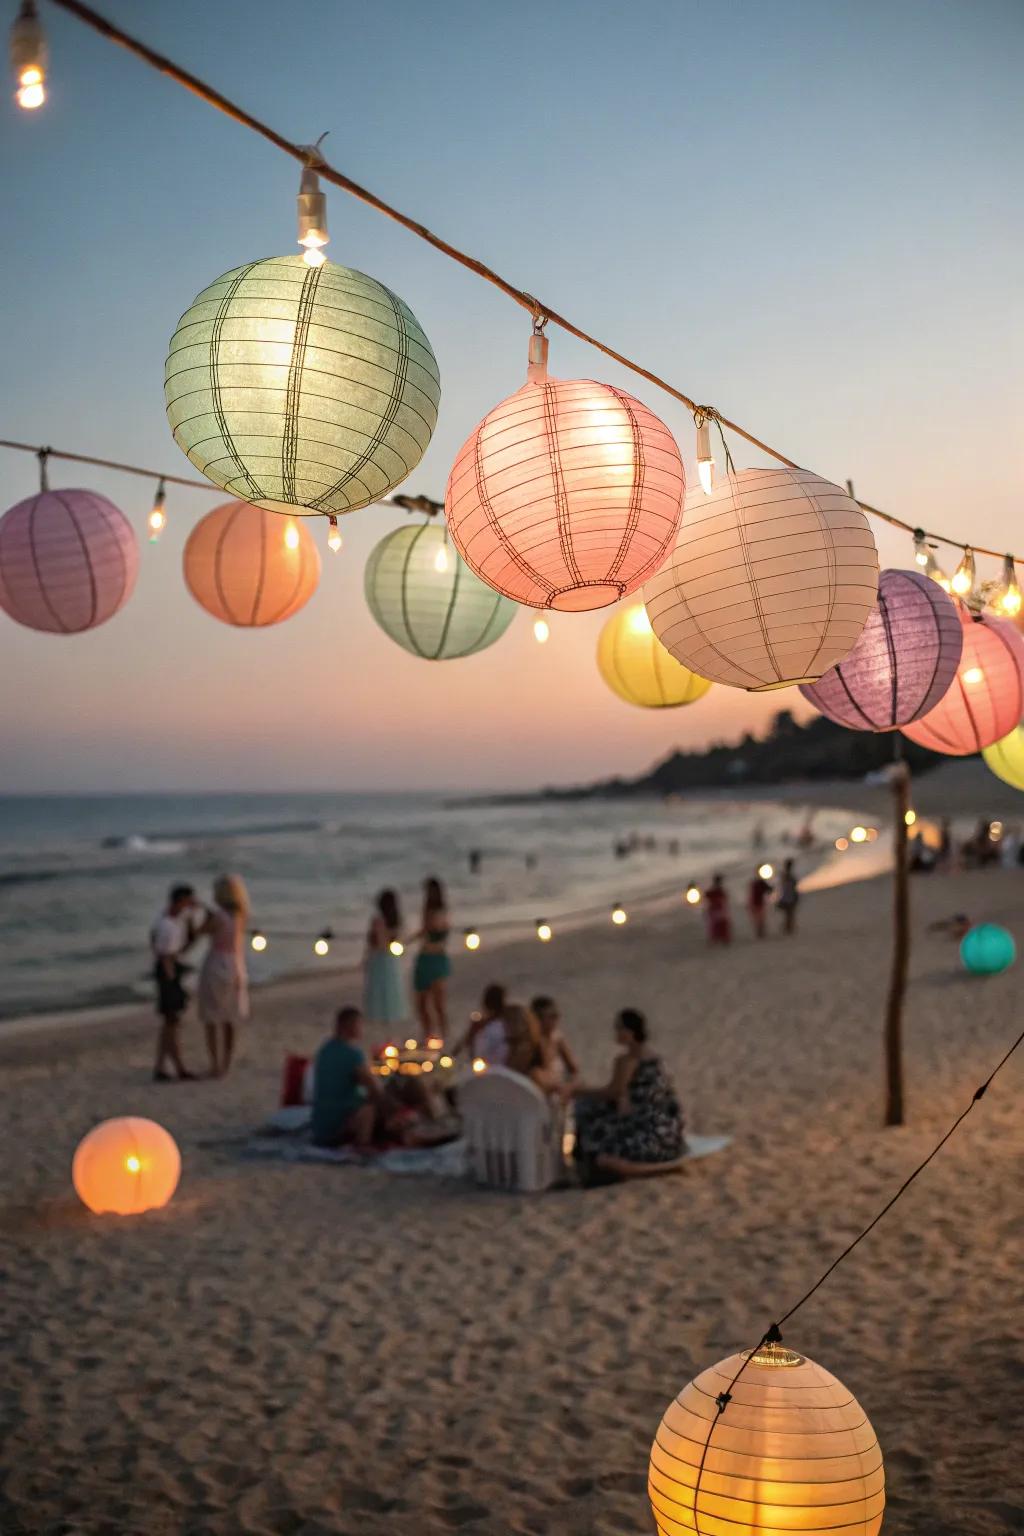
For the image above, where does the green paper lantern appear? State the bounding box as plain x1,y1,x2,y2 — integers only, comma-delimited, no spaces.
960,924,1016,976
165,255,440,516
365,522,517,660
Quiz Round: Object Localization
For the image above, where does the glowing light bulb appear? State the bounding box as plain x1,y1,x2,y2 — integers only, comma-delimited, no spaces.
685,884,701,905
284,521,300,550
434,544,449,573
835,837,849,852
628,604,653,635
11,2,46,111
536,920,552,943
472,1057,487,1073
533,618,550,644
758,863,774,879
147,479,167,542
695,415,715,496
303,246,326,268
426,1037,443,1050
439,1055,453,1068
250,932,267,952
611,904,627,925
850,825,868,844
125,1155,141,1173
962,666,983,685
389,939,404,957
464,929,481,951
383,1045,398,1059
950,547,975,598
422,1059,434,1072
313,937,329,957
297,160,329,262
404,1037,417,1050
994,555,1021,618
326,516,342,553
904,809,917,827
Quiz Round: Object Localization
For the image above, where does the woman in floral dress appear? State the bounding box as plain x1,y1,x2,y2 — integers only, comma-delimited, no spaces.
569,1008,684,1181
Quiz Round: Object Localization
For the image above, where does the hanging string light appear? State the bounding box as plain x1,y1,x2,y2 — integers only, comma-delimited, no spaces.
950,546,976,600
313,929,332,957
148,479,167,542
912,529,950,590
536,919,552,943
297,139,329,267
250,930,268,952
326,515,342,553
611,902,627,926
10,0,46,110
694,408,715,496
685,883,701,905
990,555,1021,619
533,618,550,645
389,938,405,957
464,928,481,951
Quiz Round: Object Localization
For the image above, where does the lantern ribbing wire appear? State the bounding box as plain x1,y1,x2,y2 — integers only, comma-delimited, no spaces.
35,0,1022,569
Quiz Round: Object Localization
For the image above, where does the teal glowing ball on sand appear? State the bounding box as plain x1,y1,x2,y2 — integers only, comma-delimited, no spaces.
960,924,1016,976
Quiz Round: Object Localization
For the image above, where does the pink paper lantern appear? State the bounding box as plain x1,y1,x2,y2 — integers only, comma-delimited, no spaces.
0,488,139,634
901,605,1024,755
800,569,963,730
445,335,685,611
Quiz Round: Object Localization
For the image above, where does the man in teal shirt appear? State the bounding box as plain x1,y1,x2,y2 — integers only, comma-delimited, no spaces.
311,1007,380,1148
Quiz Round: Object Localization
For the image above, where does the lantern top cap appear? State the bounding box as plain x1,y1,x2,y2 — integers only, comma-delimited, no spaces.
746,1341,804,1369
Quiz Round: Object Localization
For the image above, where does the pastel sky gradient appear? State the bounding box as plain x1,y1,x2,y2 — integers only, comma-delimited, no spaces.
1,0,1021,791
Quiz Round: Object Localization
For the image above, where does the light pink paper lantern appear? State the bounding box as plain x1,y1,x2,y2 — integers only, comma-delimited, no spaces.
445,335,685,611
0,488,139,633
901,606,1024,755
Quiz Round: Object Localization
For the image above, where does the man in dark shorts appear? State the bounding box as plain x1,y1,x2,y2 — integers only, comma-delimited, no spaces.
150,884,198,1081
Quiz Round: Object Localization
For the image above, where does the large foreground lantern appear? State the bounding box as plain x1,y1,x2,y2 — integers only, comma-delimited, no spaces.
644,468,879,690
445,333,685,611
800,568,962,729
184,500,320,627
364,520,517,660
982,725,1024,791
165,255,440,516
901,607,1024,755
649,1341,884,1536
0,487,138,634
73,1117,181,1215
597,602,711,708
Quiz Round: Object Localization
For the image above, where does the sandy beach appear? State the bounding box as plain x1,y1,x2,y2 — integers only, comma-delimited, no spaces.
1,779,1022,1536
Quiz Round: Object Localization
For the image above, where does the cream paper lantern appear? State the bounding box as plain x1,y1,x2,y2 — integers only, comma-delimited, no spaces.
165,255,440,516
644,468,879,690
649,1341,884,1536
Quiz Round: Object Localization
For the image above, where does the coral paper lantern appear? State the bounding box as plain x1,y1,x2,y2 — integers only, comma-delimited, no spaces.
73,1117,181,1215
901,608,1024,755
597,602,712,708
184,500,320,627
961,923,1016,976
982,725,1024,791
364,520,516,660
644,468,879,690
165,255,440,515
444,334,685,611
649,1342,884,1536
799,568,962,729
0,488,138,634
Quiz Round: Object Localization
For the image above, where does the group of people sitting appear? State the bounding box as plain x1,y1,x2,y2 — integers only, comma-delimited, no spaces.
310,983,686,1185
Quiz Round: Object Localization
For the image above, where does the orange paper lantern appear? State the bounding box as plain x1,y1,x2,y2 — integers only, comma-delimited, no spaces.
649,1341,884,1536
73,1117,181,1215
445,334,685,611
183,500,320,627
901,606,1024,755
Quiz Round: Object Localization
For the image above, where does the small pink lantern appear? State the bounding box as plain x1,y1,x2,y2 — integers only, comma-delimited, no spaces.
445,332,685,611
800,568,963,730
0,482,139,634
902,605,1024,755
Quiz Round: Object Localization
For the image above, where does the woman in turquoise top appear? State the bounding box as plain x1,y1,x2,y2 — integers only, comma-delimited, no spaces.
363,889,406,1032
412,876,452,1044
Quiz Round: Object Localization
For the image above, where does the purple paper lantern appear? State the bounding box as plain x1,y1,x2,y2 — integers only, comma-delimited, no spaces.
799,568,962,730
0,489,139,634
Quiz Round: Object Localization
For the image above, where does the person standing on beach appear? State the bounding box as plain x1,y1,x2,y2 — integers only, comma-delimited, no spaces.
777,859,800,936
150,883,198,1082
195,874,250,1078
746,869,773,940
703,874,732,945
363,889,406,1034
411,877,451,1044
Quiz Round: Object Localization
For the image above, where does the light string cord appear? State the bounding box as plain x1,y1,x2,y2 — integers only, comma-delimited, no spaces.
41,0,1019,568
687,1022,1024,1534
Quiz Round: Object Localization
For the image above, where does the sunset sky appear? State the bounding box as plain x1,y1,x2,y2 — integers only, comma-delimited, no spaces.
1,0,1021,792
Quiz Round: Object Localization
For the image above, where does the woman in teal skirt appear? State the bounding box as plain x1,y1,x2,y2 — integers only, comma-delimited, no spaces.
363,889,406,1033
412,876,452,1045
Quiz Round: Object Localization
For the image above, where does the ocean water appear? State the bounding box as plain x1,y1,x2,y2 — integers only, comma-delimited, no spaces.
0,793,857,1020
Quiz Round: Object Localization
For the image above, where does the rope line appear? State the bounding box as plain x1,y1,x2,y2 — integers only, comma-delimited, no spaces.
40,0,1019,566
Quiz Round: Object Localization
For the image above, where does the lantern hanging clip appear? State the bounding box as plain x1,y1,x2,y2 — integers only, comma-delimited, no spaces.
36,444,50,490
524,298,549,383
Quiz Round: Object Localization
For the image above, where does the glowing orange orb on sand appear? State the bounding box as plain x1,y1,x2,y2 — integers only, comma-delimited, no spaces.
72,1117,181,1215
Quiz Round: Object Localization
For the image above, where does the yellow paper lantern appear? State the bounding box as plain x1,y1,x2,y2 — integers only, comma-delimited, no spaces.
72,1117,181,1216
597,602,712,708
649,1341,884,1536
982,724,1024,790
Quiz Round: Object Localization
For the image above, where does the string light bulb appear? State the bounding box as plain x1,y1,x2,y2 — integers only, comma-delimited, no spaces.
433,542,449,573
695,412,715,496
685,883,701,906
464,928,481,951
758,862,773,879
536,919,552,943
389,939,404,957
313,931,331,957
533,618,550,644
284,520,300,550
297,153,329,267
148,479,167,542
993,555,1021,618
250,931,268,952
611,903,627,925
472,1057,487,1073
904,809,917,827
326,515,343,554
950,546,976,600
913,530,950,591
10,0,46,110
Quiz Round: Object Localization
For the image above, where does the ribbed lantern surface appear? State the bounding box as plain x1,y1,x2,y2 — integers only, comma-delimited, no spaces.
901,608,1024,755
644,468,879,690
800,568,962,729
649,1344,884,1536
0,488,138,634
184,500,320,627
73,1117,181,1216
445,346,685,611
982,724,1024,790
364,521,517,660
166,256,440,515
597,602,711,708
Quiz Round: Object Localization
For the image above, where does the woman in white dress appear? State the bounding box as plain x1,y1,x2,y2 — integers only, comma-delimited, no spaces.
196,874,250,1077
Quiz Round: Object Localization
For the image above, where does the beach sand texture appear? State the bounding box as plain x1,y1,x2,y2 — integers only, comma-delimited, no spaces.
1,865,1021,1535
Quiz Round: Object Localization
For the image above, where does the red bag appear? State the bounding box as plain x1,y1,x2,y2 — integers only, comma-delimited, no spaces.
280,1054,310,1107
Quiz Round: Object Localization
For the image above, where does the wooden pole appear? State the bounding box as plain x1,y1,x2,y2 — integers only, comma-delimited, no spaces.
884,759,910,1126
